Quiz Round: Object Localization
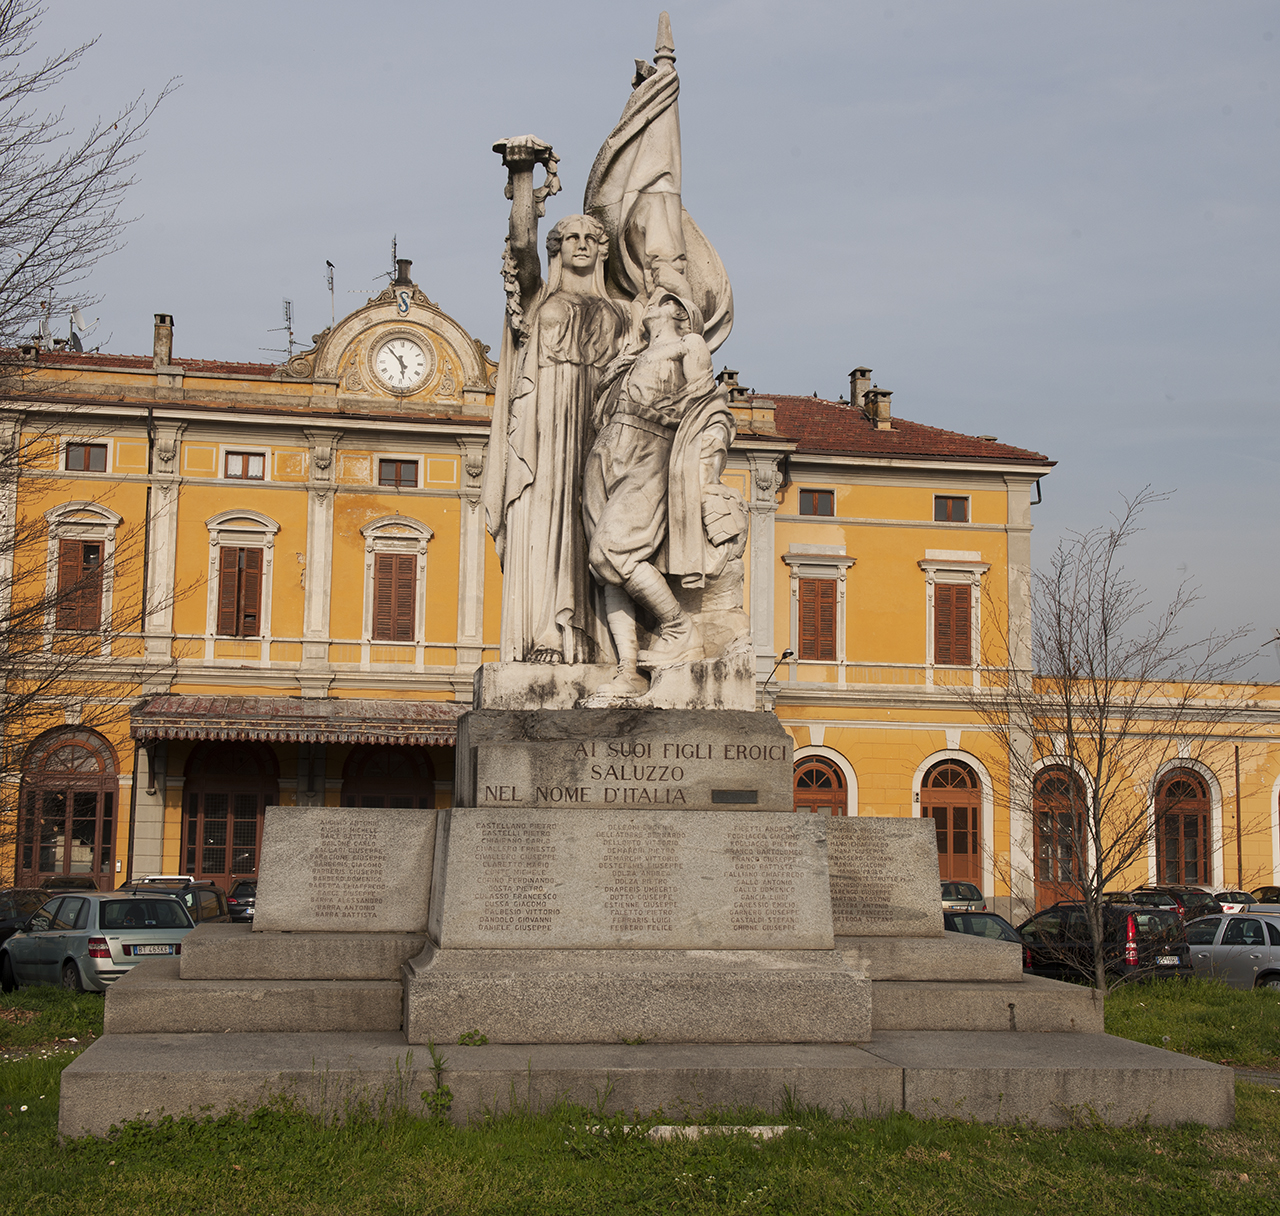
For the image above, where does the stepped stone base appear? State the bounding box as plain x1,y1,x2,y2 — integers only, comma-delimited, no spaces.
837,931,1022,981
57,1030,1235,1138
181,924,429,981
402,947,871,1045
104,960,401,1035
870,977,1103,1034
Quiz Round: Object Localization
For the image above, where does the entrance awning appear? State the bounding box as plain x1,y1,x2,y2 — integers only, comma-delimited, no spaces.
130,695,463,747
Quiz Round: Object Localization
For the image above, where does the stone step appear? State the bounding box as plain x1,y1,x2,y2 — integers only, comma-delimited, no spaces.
104,959,402,1035
870,976,1103,1034
57,1029,1234,1139
179,923,429,981
838,932,1022,982
403,947,871,1045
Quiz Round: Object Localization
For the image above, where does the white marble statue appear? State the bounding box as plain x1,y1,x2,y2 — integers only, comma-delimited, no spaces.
483,14,742,696
583,290,740,696
482,137,628,665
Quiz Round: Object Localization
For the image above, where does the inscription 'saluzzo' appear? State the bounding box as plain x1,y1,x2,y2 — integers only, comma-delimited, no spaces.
307,819,386,923
434,808,835,950
474,737,789,810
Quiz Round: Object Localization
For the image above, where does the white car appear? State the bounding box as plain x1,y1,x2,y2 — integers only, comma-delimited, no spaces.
1186,912,1280,990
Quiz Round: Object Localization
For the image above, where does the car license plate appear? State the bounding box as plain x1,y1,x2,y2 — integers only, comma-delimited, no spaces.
133,944,173,956
1157,955,1180,965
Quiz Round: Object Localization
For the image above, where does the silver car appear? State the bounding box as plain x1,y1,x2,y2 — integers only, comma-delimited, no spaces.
0,891,195,993
941,881,987,912
1185,912,1280,990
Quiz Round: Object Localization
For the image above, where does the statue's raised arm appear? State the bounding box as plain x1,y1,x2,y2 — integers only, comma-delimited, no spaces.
492,135,559,333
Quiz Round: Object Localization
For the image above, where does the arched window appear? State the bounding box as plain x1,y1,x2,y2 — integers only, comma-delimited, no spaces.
921,760,982,884
793,757,847,815
341,745,436,809
18,730,118,888
183,743,278,888
1034,767,1085,909
1156,768,1211,885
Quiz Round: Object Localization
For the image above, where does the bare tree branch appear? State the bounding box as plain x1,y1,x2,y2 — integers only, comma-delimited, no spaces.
961,487,1261,989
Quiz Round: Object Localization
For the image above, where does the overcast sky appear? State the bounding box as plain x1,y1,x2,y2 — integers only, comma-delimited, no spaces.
51,1,1280,677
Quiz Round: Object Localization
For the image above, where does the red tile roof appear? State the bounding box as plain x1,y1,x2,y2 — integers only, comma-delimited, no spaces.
760,394,1052,466
37,351,281,376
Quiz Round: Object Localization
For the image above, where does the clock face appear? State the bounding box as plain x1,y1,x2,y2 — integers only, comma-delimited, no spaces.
374,336,430,393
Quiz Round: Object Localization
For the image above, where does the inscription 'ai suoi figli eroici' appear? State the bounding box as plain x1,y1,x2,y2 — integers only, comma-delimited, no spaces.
476,736,788,807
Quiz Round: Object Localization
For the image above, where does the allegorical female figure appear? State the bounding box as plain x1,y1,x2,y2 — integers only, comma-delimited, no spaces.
482,136,628,664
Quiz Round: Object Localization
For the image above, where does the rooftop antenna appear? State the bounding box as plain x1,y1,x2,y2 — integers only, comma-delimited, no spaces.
325,260,335,327
391,234,397,281
261,298,296,358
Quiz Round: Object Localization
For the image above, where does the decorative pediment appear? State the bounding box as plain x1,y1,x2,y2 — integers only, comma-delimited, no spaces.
274,270,496,411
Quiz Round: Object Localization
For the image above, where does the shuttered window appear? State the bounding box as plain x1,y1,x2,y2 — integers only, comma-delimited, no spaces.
934,582,972,665
373,553,416,641
56,539,103,630
798,578,836,661
216,547,263,637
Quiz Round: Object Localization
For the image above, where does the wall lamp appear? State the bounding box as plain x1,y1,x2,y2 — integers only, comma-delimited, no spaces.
763,649,794,701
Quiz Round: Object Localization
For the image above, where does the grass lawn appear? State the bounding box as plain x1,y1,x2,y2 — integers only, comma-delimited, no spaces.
0,982,1276,1214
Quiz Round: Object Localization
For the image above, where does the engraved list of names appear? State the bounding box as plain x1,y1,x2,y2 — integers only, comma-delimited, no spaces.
437,809,834,950
308,818,386,923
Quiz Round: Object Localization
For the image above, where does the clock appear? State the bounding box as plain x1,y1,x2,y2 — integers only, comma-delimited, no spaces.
372,334,432,394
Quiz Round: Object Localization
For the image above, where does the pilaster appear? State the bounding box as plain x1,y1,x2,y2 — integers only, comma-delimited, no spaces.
455,439,487,671
746,452,783,683
300,429,342,697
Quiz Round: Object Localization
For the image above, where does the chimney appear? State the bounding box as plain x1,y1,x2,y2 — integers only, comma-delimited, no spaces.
716,366,750,403
153,314,174,368
849,367,872,412
865,387,893,430
395,259,413,286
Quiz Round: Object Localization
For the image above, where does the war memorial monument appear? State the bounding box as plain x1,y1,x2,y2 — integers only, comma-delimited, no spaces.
59,17,1233,1134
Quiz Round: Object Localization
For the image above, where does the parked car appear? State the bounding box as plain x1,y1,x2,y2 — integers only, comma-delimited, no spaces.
1212,891,1256,914
941,882,986,912
38,875,99,892
1252,886,1280,905
0,889,47,945
227,880,257,923
1018,902,1194,984
1186,913,1280,989
1134,886,1223,922
121,878,231,924
1103,890,1179,911
0,891,195,993
943,909,1031,968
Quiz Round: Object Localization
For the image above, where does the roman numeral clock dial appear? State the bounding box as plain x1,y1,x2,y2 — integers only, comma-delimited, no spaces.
373,335,430,394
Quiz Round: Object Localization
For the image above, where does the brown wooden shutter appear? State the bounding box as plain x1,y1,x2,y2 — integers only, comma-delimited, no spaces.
798,578,837,661
373,554,395,641
815,580,836,661
239,549,262,637
392,553,415,641
799,578,818,660
56,540,82,629
935,583,972,666
56,540,102,630
952,583,971,665
935,584,954,664
217,548,240,636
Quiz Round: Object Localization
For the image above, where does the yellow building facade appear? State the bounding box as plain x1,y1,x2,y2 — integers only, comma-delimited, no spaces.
5,269,1279,919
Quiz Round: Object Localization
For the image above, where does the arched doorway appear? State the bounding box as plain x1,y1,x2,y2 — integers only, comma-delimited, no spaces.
1155,768,1211,885
341,745,436,809
793,757,848,815
17,730,118,889
1034,766,1085,909
921,760,982,885
182,743,278,889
